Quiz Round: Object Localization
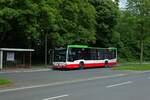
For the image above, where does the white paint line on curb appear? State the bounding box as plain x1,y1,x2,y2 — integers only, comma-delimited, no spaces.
42,94,69,100
106,81,133,88
0,74,128,93
0,69,51,74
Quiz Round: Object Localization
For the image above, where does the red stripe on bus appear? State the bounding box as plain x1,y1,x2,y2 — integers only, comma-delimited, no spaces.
63,62,117,69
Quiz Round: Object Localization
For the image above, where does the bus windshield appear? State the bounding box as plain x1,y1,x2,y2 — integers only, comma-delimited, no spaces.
54,48,66,62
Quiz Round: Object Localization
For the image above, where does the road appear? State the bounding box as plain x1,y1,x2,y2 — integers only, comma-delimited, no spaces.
0,68,150,100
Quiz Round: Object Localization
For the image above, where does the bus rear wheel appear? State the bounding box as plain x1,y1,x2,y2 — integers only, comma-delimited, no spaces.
105,61,109,68
79,62,84,70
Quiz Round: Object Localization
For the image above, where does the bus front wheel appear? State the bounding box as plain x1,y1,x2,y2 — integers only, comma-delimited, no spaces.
79,62,84,70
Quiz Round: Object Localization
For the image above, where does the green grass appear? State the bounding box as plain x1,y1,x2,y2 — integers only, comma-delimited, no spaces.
0,78,11,85
113,65,150,71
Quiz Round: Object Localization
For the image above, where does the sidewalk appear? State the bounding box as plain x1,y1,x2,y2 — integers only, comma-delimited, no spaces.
0,67,51,74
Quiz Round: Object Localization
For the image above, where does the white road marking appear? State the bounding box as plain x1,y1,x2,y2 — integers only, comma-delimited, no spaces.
0,69,51,74
21,69,51,73
135,71,150,74
106,81,133,88
42,94,69,100
0,74,127,93
147,77,150,79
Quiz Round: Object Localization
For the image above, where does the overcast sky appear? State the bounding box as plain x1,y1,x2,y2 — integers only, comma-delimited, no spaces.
119,0,127,8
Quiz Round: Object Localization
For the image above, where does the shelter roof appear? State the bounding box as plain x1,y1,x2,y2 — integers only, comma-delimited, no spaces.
0,48,34,52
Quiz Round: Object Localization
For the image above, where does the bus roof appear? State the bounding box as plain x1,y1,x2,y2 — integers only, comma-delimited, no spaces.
67,45,117,49
67,45,88,48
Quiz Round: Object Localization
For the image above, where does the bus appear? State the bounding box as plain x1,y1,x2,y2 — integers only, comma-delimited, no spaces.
52,45,117,69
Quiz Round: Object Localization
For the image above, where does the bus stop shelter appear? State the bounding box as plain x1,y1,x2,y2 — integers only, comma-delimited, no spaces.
0,48,34,70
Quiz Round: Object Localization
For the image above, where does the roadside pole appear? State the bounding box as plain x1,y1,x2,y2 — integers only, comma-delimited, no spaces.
45,32,48,67
0,51,3,69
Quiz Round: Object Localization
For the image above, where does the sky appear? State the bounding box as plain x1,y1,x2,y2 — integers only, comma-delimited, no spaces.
119,0,127,8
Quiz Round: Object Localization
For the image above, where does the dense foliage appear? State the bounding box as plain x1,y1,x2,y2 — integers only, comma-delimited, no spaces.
89,0,119,47
115,0,150,62
0,0,96,48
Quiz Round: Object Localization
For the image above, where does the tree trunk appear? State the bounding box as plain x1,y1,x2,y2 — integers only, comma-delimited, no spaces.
45,32,48,67
140,37,144,65
0,33,6,47
140,20,145,65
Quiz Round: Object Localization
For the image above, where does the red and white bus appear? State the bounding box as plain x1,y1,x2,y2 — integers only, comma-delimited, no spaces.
52,45,117,69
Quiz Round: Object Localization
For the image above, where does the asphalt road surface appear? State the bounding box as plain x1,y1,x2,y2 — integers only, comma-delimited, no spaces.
0,68,150,100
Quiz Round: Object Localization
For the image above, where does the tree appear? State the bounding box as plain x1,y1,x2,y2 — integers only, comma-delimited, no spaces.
115,11,139,61
50,0,96,46
127,0,150,64
89,0,119,47
0,0,40,48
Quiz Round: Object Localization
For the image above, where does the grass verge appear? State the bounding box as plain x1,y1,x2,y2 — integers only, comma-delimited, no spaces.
113,65,150,71
0,78,11,85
